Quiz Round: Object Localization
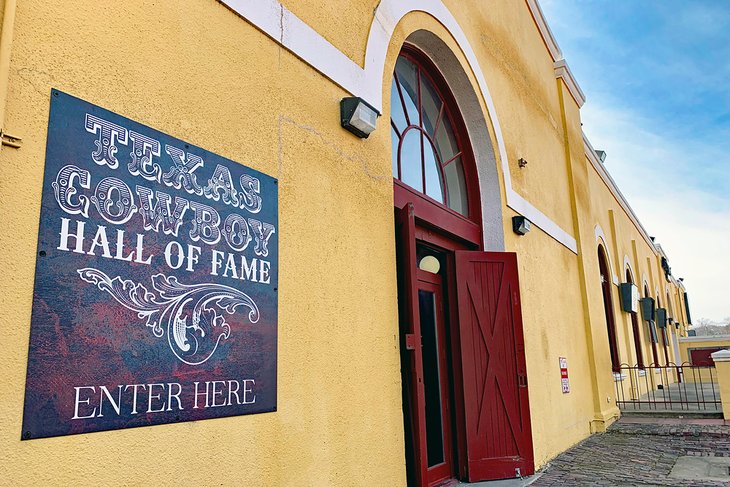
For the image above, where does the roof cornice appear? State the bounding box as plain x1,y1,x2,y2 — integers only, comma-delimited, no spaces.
525,0,586,108
525,0,562,61
554,59,586,108
583,133,658,253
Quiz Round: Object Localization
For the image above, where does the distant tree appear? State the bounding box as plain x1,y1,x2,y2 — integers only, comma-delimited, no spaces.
690,318,727,336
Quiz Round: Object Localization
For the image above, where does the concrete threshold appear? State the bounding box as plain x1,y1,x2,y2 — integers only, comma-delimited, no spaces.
454,473,542,487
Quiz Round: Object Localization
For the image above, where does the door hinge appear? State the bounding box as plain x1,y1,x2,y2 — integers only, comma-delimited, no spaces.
1,129,22,148
518,374,528,387
404,333,416,350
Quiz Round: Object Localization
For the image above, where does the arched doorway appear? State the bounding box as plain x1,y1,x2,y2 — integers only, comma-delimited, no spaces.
644,284,660,366
598,246,620,373
657,295,669,365
392,43,533,486
625,269,644,369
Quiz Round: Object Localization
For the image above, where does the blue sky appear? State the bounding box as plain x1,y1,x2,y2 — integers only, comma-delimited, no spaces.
540,1,730,323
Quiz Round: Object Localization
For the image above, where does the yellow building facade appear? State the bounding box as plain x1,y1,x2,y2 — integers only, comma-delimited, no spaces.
0,0,693,485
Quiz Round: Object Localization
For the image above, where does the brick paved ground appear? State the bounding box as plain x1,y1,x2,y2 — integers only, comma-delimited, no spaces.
533,418,730,486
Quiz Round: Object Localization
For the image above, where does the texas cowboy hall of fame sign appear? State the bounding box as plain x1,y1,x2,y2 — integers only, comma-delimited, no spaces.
22,90,278,439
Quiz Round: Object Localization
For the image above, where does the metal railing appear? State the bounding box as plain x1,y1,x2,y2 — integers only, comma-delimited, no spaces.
614,362,721,412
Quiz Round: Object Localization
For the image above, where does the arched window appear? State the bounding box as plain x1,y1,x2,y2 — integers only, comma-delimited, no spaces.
598,246,620,372
390,49,471,217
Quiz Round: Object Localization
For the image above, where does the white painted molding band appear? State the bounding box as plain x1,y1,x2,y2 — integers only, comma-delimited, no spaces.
222,0,365,99
220,0,578,253
681,335,730,343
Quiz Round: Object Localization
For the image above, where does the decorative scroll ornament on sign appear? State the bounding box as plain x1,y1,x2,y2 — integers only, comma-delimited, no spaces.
78,268,260,366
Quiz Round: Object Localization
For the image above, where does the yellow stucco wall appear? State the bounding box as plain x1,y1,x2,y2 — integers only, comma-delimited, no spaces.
0,0,692,485
711,353,730,419
1,1,406,485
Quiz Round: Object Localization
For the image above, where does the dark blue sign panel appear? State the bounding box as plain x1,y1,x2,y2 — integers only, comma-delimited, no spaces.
22,90,277,439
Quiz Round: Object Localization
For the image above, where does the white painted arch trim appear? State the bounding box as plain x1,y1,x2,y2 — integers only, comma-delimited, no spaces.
641,273,650,293
623,255,634,279
220,0,578,253
594,224,619,285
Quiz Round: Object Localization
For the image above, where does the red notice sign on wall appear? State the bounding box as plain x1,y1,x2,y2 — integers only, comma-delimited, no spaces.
559,357,569,393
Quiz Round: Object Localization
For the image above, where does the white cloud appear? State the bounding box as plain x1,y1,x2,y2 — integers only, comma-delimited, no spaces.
582,101,730,322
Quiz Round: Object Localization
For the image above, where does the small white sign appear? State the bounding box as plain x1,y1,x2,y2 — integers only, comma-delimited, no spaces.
559,357,570,394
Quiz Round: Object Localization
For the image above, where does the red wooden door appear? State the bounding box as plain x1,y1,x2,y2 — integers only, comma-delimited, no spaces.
455,251,534,481
396,203,428,487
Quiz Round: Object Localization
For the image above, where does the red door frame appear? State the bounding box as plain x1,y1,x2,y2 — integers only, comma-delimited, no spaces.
396,203,429,487
397,201,475,486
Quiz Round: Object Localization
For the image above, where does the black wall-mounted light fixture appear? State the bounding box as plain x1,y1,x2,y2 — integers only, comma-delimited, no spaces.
340,97,379,138
518,157,528,168
512,216,531,235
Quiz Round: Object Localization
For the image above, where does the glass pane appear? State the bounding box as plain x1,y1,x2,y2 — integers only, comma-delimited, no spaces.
418,289,445,468
400,129,422,191
390,77,408,134
444,157,468,216
434,116,458,163
395,57,420,127
390,127,400,179
423,138,444,203
391,126,400,178
420,74,442,136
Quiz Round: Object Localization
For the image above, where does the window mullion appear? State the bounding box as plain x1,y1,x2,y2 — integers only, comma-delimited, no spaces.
417,70,427,194
394,72,412,127
433,105,444,138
